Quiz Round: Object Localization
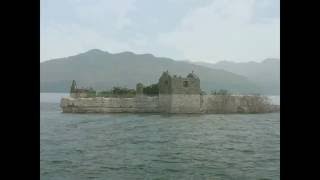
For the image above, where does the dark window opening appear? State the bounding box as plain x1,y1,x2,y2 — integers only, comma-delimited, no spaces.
183,81,188,87
165,80,168,85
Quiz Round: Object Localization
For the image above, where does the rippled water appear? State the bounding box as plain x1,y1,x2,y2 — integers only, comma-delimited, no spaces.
40,93,280,180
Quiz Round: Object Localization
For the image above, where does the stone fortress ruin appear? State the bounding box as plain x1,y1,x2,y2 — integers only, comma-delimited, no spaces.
61,71,279,114
157,71,202,113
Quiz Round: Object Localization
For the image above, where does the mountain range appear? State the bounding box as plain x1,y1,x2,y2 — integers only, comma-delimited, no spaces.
41,49,279,95
193,59,280,94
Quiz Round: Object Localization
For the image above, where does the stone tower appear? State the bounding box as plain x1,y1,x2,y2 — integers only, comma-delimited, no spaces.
136,83,144,95
70,80,77,94
158,71,201,113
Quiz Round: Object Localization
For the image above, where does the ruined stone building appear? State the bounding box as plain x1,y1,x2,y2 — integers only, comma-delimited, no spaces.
158,71,201,113
61,71,278,114
158,71,200,94
70,80,96,98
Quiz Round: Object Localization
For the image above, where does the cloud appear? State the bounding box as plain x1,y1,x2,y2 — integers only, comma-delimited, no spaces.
41,0,136,61
41,0,279,63
157,0,280,62
41,23,132,61
71,0,136,30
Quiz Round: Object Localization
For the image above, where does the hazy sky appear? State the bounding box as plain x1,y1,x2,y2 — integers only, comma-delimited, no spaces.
40,0,279,63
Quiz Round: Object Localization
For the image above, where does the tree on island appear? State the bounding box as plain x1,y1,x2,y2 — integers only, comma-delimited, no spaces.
143,83,159,96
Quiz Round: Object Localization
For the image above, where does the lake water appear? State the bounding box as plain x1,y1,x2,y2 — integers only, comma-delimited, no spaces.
41,93,280,179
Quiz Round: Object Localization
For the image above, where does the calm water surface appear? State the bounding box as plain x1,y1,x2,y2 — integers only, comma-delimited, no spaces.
41,93,280,180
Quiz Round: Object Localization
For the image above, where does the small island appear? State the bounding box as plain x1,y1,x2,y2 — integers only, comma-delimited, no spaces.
60,71,279,114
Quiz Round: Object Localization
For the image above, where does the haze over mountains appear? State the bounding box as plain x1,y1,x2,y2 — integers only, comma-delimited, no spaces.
41,49,279,95
193,59,280,95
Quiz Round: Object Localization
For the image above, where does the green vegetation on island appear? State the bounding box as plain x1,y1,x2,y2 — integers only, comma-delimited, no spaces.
90,84,160,98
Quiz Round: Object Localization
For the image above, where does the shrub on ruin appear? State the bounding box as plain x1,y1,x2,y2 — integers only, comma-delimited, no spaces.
143,83,159,96
211,89,230,95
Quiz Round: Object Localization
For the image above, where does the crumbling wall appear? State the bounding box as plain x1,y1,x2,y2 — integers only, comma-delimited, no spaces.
170,77,200,94
201,95,238,113
61,95,159,113
159,94,171,113
61,95,278,114
60,97,136,113
201,95,274,113
170,94,201,113
135,95,159,113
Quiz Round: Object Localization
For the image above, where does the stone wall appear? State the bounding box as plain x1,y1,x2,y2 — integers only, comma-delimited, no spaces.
159,94,171,113
61,95,159,113
158,71,200,95
61,95,279,114
170,77,200,94
201,95,239,113
170,94,201,113
135,95,159,113
201,95,275,113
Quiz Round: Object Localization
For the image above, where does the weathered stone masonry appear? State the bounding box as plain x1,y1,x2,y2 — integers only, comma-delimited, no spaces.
60,72,279,114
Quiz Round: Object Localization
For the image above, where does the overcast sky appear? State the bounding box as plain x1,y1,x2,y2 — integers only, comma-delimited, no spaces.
40,0,279,63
